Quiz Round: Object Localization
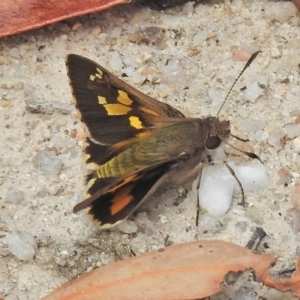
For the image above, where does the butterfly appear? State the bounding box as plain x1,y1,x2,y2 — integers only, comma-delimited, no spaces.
66,52,260,229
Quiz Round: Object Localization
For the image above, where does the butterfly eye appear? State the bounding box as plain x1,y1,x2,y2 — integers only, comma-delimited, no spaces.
205,136,221,150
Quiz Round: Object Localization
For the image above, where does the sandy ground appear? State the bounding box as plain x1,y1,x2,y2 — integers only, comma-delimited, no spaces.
0,1,300,299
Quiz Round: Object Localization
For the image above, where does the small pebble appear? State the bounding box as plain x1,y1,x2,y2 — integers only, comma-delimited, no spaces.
71,22,82,31
7,231,38,261
193,30,207,45
32,150,63,175
182,1,194,15
284,124,300,139
4,190,25,204
108,52,123,71
291,184,300,211
286,208,300,233
197,215,222,233
244,81,263,101
240,118,265,133
235,221,248,233
267,128,286,150
293,137,300,152
271,47,282,58
232,49,252,62
232,287,255,300
245,207,263,225
277,167,292,185
158,214,168,224
117,220,137,234
271,2,298,22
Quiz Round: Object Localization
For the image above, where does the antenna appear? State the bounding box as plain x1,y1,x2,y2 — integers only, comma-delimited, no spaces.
216,51,261,117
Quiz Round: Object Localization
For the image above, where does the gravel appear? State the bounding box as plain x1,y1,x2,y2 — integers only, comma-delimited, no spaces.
0,1,299,299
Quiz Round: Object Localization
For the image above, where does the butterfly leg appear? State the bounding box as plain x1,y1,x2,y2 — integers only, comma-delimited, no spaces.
195,164,203,227
224,162,247,207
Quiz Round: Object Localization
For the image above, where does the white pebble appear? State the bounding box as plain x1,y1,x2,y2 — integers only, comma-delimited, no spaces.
244,81,263,101
291,185,300,211
108,52,123,71
199,165,235,217
193,30,207,45
271,2,298,23
117,220,137,234
7,231,38,261
188,80,202,98
197,215,221,233
293,137,300,152
5,190,25,204
182,1,194,15
158,214,168,224
267,128,286,150
32,151,63,175
233,163,268,192
134,212,149,225
239,119,265,133
271,47,282,58
199,162,268,217
110,27,122,39
284,124,300,139
132,73,145,85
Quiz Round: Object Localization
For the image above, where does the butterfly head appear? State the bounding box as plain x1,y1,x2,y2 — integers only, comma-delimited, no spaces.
204,117,231,151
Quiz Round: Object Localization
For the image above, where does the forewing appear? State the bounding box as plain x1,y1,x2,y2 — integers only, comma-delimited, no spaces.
66,54,185,145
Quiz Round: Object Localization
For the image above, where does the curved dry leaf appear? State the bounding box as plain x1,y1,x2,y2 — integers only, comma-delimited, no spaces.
42,240,277,300
0,0,130,39
260,256,300,297
293,0,300,11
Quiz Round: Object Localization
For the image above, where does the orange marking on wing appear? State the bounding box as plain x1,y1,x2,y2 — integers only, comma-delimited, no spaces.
140,106,159,117
109,174,137,192
111,185,134,215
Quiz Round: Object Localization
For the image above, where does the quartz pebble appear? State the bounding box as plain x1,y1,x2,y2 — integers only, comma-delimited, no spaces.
193,30,207,45
244,81,263,101
285,123,300,139
108,52,123,71
4,190,25,204
286,208,300,233
32,150,63,175
117,220,138,234
197,215,222,234
291,184,300,211
271,2,298,22
199,163,268,217
232,287,255,300
7,231,38,261
182,1,194,15
293,137,300,152
267,128,286,150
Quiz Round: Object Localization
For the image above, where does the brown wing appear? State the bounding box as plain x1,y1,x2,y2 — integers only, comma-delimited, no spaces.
66,54,185,146
74,153,188,228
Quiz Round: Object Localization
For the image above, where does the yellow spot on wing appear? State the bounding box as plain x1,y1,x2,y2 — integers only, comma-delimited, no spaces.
104,103,132,115
117,90,133,106
96,68,103,77
129,116,143,129
90,75,96,81
98,96,107,104
140,106,159,117
87,162,100,171
86,178,96,190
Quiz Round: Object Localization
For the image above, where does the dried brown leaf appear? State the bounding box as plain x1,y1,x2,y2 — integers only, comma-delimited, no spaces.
42,240,276,300
0,0,130,38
